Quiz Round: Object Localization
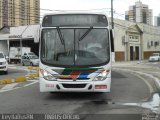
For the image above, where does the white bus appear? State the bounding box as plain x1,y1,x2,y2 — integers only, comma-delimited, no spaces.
39,12,114,92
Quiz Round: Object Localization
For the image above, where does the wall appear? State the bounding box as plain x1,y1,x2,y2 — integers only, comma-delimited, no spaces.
0,40,8,55
113,19,141,61
113,19,160,61
115,52,125,61
142,24,160,59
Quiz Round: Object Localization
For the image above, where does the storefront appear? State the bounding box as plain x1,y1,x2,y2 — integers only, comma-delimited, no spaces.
0,25,40,56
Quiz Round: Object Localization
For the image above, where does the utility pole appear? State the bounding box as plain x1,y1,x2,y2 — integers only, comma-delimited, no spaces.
20,25,29,65
111,0,115,62
111,0,114,29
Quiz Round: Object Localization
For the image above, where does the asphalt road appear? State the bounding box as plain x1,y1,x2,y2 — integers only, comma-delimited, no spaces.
0,69,153,120
0,66,28,80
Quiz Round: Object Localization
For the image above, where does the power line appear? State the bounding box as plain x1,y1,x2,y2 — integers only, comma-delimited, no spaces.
0,1,158,28
0,2,111,12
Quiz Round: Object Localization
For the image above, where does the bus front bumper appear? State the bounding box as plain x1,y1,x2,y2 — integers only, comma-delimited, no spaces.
39,78,111,93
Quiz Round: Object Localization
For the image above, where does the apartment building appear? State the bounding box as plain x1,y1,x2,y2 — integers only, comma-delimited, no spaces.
154,14,160,26
0,0,40,27
125,1,153,25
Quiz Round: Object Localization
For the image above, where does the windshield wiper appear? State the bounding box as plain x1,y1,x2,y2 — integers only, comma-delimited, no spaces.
56,27,65,45
56,27,66,52
79,27,93,41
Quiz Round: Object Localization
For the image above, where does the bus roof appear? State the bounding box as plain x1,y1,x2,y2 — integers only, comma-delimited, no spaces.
42,11,108,17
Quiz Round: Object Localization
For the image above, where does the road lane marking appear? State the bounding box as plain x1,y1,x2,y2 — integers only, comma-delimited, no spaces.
1,83,18,90
113,68,157,94
24,81,38,87
0,87,21,93
113,68,159,94
133,73,154,94
0,80,38,93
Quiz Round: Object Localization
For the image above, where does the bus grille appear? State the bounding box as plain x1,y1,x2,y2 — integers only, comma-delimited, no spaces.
62,84,86,88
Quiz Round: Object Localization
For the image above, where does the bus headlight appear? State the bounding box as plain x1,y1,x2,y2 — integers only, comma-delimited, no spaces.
93,70,110,81
40,69,57,81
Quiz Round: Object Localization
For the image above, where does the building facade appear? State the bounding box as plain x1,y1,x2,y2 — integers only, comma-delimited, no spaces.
0,19,160,62
0,25,40,56
125,1,153,25
0,0,40,28
114,19,160,61
154,14,160,26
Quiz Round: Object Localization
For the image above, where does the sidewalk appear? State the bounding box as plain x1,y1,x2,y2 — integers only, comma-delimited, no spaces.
112,60,160,69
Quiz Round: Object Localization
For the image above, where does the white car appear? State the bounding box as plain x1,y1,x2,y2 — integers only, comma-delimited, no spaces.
0,52,8,74
22,55,39,66
24,52,36,56
148,53,160,62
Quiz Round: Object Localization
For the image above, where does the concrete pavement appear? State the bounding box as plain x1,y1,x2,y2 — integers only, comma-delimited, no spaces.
113,60,160,91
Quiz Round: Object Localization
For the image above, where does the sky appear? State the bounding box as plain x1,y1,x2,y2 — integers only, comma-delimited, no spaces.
40,0,160,20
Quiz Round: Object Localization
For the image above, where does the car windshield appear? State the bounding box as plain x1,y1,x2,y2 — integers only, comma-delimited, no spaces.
41,28,110,67
29,55,38,59
0,53,4,58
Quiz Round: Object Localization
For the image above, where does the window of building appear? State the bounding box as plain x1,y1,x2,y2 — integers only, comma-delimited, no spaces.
135,36,139,39
151,41,153,46
130,35,132,39
154,41,159,46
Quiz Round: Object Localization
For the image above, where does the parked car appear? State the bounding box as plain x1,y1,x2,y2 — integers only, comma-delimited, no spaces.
22,55,39,66
148,53,160,62
0,52,8,74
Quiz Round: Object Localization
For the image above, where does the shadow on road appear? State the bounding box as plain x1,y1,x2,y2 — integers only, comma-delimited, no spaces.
45,92,109,101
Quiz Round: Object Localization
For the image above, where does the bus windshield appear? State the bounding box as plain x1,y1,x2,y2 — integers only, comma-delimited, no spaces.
41,28,110,67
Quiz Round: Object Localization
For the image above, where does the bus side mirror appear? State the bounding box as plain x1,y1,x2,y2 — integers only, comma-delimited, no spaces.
110,29,114,52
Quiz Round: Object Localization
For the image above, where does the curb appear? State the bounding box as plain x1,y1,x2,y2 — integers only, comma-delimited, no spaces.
0,66,39,85
0,79,12,84
113,68,160,91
